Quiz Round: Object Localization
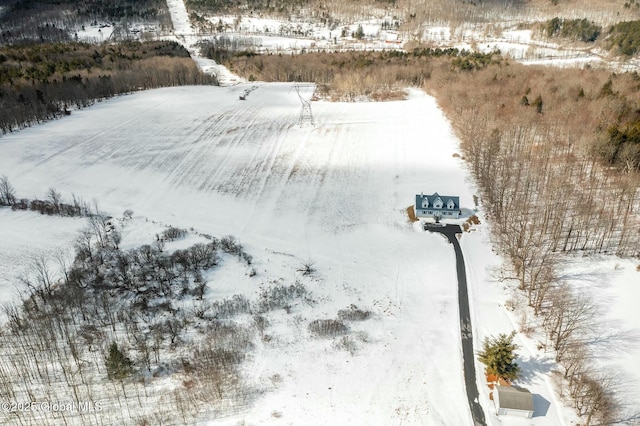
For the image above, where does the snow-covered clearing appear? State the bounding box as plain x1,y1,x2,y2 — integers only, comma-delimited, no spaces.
0,210,84,315
75,23,115,43
0,82,596,424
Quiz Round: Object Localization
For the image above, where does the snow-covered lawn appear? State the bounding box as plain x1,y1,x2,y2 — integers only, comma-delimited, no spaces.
0,83,585,424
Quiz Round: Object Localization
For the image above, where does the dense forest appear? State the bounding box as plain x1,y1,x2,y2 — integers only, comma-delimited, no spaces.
542,18,640,56
543,17,601,42
0,41,216,134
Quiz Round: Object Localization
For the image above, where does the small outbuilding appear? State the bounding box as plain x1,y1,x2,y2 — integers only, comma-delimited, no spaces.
495,385,535,418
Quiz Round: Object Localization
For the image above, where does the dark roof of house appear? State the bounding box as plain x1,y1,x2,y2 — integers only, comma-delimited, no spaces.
497,386,534,412
415,192,460,210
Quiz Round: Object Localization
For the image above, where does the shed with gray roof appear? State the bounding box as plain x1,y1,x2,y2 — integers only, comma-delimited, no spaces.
495,385,535,418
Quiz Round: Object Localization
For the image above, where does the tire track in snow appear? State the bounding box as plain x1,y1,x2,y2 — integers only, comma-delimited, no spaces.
281,126,340,231
309,123,369,232
213,105,271,195
233,122,306,234
30,95,171,169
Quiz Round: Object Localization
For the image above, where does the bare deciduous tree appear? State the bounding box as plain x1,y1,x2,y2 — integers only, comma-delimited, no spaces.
47,187,62,214
0,175,17,206
543,285,598,363
572,371,619,426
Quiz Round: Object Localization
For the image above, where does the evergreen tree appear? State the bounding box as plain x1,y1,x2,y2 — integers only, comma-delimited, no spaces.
598,79,615,98
532,95,543,113
105,342,133,381
478,332,521,382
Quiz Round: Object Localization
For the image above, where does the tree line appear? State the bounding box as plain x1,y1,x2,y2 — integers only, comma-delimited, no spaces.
0,41,217,134
187,0,640,39
1,175,95,217
424,58,640,425
219,48,500,101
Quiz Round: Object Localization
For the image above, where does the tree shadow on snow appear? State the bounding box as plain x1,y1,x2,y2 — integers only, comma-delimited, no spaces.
556,269,614,294
516,355,555,385
585,324,640,361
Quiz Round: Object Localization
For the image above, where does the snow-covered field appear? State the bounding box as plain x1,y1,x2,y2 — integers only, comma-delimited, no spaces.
0,210,85,316
0,83,596,424
1,0,638,421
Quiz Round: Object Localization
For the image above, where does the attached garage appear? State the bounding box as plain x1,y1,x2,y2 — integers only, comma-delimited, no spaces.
495,385,535,418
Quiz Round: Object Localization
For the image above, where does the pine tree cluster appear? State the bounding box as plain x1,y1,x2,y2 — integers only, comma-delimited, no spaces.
478,332,521,382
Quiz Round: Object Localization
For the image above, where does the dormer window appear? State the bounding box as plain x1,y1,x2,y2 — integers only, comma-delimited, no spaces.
422,198,429,208
433,198,443,209
447,200,455,209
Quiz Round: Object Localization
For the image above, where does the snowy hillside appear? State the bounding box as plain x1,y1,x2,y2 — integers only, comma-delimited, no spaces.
0,83,589,425
1,0,639,421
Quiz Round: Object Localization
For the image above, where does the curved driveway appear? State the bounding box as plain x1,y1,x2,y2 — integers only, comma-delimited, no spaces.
427,224,486,426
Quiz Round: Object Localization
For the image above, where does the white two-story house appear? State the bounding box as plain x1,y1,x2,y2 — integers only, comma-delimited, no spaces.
415,192,461,219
